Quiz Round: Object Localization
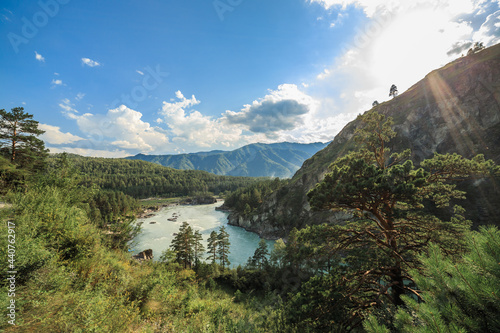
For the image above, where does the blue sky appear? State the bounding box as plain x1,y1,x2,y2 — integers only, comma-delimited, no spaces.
1,0,499,157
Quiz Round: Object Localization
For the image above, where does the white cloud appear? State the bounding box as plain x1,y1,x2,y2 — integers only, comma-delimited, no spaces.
0,9,13,23
59,99,78,114
58,86,332,156
39,124,84,145
76,92,85,101
157,86,338,148
277,109,358,143
308,0,478,18
317,68,331,80
250,85,355,143
81,58,101,67
309,0,396,17
35,51,45,62
224,84,320,138
159,91,249,149
161,91,201,123
60,96,247,155
136,70,144,75
51,79,63,86
474,10,500,45
48,147,129,158
66,105,169,153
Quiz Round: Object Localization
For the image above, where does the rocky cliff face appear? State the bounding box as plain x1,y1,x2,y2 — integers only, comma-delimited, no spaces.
229,44,500,239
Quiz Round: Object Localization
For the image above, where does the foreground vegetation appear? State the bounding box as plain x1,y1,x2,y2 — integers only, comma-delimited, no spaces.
1,107,500,331
2,178,500,332
1,151,278,331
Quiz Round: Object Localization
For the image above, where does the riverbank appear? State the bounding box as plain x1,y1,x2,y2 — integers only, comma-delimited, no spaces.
137,196,223,219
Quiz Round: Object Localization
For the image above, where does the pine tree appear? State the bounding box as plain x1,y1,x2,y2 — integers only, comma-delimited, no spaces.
251,239,269,269
207,231,219,265
217,226,231,269
250,188,262,207
170,221,195,269
307,110,498,314
0,107,48,170
243,203,252,216
0,155,27,192
389,84,398,98
467,41,485,55
270,238,287,269
193,230,205,266
364,226,500,333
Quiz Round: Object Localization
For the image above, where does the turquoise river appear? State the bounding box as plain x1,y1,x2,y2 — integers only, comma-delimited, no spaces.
131,201,276,267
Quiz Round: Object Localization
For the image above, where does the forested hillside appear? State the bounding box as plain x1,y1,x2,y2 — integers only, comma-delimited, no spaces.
50,154,264,199
126,142,328,178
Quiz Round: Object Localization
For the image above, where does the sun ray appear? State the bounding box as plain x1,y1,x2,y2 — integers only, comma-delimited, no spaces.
427,71,487,157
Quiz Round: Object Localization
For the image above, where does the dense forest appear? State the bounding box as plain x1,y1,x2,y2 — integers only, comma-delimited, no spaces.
49,154,265,199
222,177,289,215
1,106,500,332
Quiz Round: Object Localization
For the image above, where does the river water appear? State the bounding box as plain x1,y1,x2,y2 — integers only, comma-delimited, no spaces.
131,202,275,267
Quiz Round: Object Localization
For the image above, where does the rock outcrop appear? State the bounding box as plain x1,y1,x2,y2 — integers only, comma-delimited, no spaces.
132,249,153,261
182,196,217,205
138,206,161,218
228,44,500,239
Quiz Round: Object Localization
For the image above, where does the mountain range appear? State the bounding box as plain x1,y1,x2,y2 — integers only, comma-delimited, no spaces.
126,142,329,178
227,43,500,239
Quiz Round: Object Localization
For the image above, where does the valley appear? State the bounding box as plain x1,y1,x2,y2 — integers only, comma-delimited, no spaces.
2,36,500,333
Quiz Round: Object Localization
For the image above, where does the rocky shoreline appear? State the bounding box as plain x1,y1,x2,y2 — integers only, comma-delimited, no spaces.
137,205,164,219
215,202,287,240
225,211,285,240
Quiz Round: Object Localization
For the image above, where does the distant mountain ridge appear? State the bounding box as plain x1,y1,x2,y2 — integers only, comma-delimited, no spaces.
125,142,329,178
